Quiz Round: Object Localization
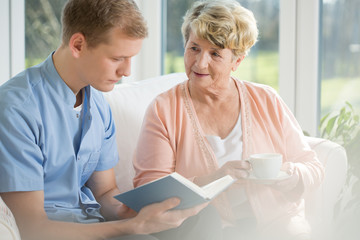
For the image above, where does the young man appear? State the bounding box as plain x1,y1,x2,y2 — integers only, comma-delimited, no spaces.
0,0,222,239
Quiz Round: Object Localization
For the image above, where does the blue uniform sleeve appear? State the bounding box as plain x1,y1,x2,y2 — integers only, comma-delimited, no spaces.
0,104,44,192
94,93,119,172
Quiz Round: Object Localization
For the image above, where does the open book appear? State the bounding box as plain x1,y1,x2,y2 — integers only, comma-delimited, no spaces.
114,172,235,212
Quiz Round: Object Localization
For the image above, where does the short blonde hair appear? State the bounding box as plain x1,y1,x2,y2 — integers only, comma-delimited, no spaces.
62,0,148,48
181,0,258,57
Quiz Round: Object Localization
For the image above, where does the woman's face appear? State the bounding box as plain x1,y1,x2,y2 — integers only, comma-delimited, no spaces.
184,32,242,88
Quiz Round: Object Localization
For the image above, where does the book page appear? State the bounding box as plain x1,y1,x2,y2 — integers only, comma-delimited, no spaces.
170,172,206,196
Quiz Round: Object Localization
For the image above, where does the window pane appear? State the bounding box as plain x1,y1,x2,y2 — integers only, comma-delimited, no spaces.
321,0,360,115
25,0,67,68
164,0,279,90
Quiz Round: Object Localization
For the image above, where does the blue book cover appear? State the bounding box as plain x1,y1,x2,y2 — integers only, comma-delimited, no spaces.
114,172,235,212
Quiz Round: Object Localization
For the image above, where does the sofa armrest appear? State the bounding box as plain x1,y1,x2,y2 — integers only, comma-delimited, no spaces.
0,197,21,240
304,136,347,232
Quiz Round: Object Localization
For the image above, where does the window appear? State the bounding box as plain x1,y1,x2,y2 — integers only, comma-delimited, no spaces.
320,0,360,115
3,0,358,137
163,0,280,90
25,0,66,68
163,0,360,135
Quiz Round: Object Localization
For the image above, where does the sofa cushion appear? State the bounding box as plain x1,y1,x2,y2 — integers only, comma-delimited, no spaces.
104,72,187,192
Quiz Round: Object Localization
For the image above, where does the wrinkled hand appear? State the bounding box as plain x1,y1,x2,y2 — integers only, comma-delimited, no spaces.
133,198,208,235
217,160,251,180
269,162,300,193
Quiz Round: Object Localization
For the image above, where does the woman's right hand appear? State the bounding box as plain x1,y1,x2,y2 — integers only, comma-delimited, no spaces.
194,160,251,187
217,160,251,180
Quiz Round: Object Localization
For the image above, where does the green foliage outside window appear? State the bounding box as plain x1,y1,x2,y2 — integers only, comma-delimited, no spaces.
319,101,360,234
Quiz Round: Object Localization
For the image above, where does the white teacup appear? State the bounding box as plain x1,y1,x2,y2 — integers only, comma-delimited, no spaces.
249,153,282,179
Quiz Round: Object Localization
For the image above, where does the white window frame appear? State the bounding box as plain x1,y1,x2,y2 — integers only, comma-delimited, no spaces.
123,0,163,83
279,0,320,136
1,0,321,136
0,0,25,84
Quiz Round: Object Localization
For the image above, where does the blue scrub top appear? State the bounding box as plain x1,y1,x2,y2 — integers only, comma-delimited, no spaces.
0,53,119,222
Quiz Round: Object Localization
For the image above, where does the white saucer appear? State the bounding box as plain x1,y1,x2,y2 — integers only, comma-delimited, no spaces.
247,170,291,184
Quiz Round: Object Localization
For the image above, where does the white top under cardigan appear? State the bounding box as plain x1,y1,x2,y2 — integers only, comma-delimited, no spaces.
206,114,254,219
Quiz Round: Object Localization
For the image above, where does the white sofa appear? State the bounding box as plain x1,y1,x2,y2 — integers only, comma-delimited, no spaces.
0,73,347,239
0,197,20,240
104,72,348,238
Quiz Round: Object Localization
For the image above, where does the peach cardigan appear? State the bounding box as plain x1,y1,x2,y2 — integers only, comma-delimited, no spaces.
133,78,324,233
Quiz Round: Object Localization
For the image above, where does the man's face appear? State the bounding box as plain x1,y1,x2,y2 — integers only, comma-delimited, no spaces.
78,28,143,92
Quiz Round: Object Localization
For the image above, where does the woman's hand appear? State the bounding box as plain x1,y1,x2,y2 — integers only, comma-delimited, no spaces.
269,162,300,193
217,160,251,180
193,160,251,187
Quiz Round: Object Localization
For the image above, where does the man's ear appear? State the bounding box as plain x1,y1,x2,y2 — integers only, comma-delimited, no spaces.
69,33,86,58
232,55,245,72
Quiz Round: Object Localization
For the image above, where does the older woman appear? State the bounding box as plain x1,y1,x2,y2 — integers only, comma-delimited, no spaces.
133,0,324,239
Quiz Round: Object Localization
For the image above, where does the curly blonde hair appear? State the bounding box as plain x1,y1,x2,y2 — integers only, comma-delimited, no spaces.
181,0,258,57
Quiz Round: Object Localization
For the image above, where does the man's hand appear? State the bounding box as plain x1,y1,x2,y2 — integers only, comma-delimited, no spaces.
129,198,209,235
116,203,138,219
